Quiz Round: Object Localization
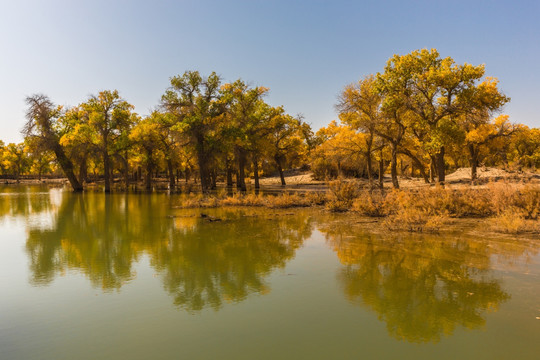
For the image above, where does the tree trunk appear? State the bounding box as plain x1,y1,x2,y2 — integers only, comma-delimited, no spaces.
103,148,111,193
236,171,241,189
197,151,209,192
226,158,233,187
365,150,373,187
167,158,175,190
390,145,399,189
237,148,247,191
400,149,429,183
365,132,374,185
275,156,286,186
78,156,88,184
195,132,210,192
210,168,217,190
145,160,152,190
53,143,83,192
123,155,129,190
253,155,260,189
429,156,436,183
378,152,384,190
469,144,479,182
437,146,446,185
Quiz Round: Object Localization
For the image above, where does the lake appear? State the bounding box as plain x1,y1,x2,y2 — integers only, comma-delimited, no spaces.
1,185,539,359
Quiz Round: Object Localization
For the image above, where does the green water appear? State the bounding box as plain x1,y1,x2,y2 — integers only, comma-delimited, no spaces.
1,186,539,359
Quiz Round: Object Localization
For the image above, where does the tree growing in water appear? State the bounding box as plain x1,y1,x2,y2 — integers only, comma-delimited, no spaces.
22,94,83,191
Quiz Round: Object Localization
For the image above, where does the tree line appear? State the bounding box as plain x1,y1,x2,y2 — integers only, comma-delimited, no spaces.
10,72,310,192
313,49,538,187
2,49,539,191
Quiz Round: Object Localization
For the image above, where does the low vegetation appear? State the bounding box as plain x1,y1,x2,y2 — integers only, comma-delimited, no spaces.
173,180,539,234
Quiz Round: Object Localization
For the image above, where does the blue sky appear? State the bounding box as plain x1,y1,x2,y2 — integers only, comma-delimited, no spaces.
1,0,539,143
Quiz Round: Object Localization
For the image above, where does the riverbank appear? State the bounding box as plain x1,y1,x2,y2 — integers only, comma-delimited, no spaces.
3,168,538,235
172,180,539,235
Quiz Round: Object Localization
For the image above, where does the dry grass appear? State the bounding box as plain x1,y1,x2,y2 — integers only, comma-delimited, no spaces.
488,210,540,234
177,192,314,209
349,181,538,233
351,190,388,217
175,181,539,234
383,208,447,233
325,179,360,212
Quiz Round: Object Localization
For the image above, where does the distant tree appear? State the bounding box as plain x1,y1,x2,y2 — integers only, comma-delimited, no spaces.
3,143,28,182
506,126,540,169
268,109,307,186
25,136,54,181
337,75,382,186
130,117,158,189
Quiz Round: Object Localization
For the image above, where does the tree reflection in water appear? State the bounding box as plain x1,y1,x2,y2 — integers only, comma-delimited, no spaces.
319,219,537,343
23,191,313,311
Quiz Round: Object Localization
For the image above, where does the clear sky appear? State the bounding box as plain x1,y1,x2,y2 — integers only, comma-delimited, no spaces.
1,0,539,143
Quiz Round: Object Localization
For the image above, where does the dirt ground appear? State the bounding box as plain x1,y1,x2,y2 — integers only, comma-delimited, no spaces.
258,167,539,191
2,167,538,191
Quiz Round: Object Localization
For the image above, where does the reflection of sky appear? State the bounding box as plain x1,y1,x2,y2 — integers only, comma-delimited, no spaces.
0,193,58,230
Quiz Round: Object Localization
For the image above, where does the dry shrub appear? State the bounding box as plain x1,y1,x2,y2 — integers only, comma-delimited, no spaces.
443,188,492,217
240,193,266,207
489,210,540,234
219,193,265,207
511,185,539,220
219,194,244,206
488,182,517,216
304,191,327,206
268,193,311,208
382,186,499,218
352,190,388,217
181,182,195,194
378,189,448,232
326,179,360,212
179,194,219,208
176,181,538,221
383,208,446,233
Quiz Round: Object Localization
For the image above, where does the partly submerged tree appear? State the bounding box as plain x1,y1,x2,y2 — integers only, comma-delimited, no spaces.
22,94,83,191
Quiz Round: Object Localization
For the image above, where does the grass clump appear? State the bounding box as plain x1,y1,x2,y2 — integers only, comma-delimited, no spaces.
488,210,540,234
178,192,316,209
351,190,388,217
383,208,446,233
268,193,312,208
325,179,360,212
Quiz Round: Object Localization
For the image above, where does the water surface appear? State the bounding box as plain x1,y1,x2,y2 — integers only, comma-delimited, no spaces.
1,186,539,359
